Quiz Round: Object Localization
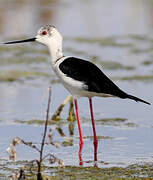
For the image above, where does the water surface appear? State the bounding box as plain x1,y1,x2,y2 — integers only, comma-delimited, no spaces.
0,0,153,178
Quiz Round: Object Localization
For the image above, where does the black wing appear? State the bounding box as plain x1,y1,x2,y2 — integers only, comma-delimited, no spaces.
59,57,127,98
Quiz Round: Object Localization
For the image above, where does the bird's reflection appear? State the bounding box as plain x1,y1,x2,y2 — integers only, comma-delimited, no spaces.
50,96,99,167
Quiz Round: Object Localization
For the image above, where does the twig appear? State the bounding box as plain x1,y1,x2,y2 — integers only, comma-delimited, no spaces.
21,139,40,153
42,153,50,161
18,169,25,180
37,87,52,180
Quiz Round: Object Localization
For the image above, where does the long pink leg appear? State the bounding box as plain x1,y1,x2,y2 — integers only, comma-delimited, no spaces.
89,98,98,162
74,99,84,165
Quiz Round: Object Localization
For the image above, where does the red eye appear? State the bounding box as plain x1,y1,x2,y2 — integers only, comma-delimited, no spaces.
42,31,47,35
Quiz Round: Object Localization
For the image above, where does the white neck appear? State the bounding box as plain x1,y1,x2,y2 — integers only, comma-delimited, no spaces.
48,40,63,65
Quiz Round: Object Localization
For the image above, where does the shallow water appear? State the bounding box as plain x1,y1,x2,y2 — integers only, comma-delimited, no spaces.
0,0,153,178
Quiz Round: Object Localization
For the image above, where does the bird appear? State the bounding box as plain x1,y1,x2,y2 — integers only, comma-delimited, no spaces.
4,25,151,163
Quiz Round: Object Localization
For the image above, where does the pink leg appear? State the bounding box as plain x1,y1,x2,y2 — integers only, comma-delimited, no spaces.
89,98,98,162
74,99,84,165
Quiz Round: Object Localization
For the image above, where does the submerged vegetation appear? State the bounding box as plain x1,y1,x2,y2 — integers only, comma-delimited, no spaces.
0,70,50,82
116,75,153,81
92,56,135,70
5,91,76,179
1,160,153,179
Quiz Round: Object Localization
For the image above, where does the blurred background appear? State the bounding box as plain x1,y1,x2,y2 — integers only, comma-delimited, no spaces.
1,0,153,38
0,0,153,172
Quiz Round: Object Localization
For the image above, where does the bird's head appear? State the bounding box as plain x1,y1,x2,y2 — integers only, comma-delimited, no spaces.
36,25,63,46
4,25,63,47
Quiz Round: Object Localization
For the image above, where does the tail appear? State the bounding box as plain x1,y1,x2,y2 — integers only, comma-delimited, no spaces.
127,94,151,105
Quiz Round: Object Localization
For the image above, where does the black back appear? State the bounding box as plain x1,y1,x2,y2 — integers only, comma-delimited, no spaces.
59,57,127,98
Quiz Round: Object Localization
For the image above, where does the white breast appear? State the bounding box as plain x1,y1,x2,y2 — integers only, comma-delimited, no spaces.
52,57,88,98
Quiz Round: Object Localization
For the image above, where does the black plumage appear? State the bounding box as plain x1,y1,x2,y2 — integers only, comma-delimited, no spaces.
59,57,150,105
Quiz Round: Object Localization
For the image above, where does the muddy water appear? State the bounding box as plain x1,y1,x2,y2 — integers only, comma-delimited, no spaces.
0,0,153,178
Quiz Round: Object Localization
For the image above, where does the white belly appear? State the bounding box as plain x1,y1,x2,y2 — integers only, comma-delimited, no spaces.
52,57,114,98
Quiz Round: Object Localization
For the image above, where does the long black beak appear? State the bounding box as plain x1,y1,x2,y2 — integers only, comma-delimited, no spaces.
4,37,36,44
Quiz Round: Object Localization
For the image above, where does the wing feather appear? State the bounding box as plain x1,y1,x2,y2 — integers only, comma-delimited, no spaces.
59,57,127,98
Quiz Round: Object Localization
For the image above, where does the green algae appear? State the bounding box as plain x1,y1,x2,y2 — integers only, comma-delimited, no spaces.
125,122,139,128
116,75,153,81
142,60,153,66
95,118,138,128
0,43,48,54
130,47,153,54
0,56,49,65
92,56,135,70
73,37,133,47
15,119,66,125
0,70,50,82
15,119,46,125
2,161,153,179
96,118,127,123
84,135,113,140
129,34,150,41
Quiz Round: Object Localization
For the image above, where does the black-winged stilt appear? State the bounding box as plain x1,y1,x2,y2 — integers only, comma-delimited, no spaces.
4,25,150,164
